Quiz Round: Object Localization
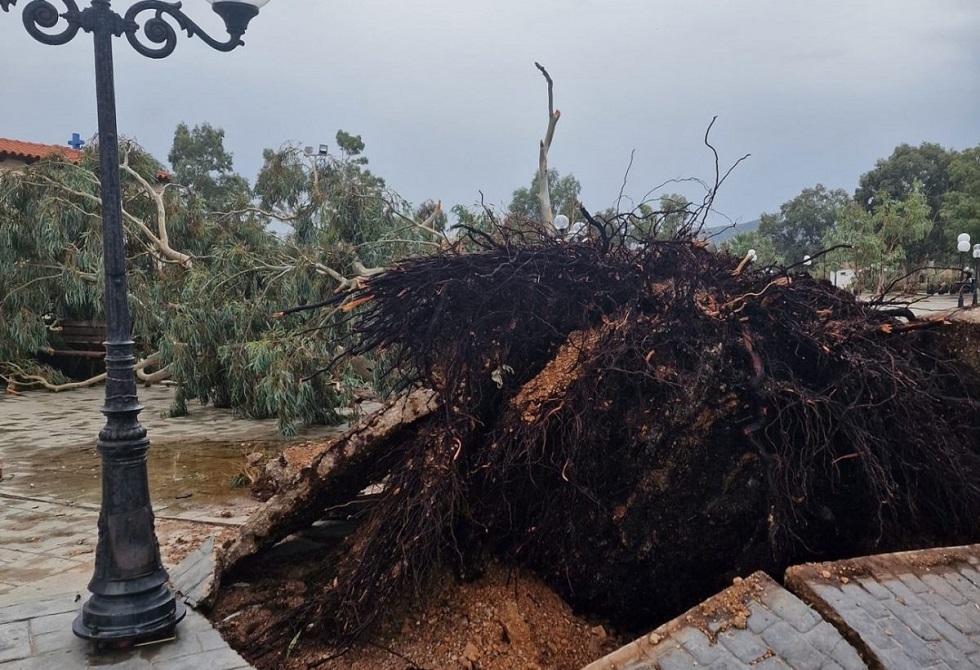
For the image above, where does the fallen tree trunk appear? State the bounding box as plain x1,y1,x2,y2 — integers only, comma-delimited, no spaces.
213,388,438,596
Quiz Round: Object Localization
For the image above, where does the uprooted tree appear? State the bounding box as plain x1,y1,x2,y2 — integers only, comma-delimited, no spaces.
0,128,446,432
214,209,980,665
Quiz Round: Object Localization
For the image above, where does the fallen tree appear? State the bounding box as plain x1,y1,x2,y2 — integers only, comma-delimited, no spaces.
214,216,980,666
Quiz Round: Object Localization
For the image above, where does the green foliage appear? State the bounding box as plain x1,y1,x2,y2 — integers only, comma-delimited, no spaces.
605,194,695,243
509,169,581,223
757,184,850,265
1,126,436,434
0,144,161,372
168,122,250,211
334,130,366,159
855,142,955,261
855,142,953,215
725,230,780,266
824,182,932,293
255,131,403,252
941,147,980,248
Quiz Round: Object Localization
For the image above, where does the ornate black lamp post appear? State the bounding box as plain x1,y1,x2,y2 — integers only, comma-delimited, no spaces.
1,0,270,645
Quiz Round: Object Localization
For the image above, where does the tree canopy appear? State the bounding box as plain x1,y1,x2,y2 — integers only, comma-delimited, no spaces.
942,147,980,247
168,122,250,212
509,168,581,224
744,140,980,287
757,184,850,266
824,182,931,293
0,126,439,434
854,142,955,262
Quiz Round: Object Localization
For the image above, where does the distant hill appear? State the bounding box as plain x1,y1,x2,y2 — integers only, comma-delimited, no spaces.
703,218,760,246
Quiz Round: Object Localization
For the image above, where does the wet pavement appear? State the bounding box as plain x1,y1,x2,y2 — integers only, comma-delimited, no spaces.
1,384,343,510
0,384,352,668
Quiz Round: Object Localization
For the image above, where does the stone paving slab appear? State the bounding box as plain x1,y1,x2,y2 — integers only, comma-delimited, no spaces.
168,538,215,609
786,544,980,670
0,594,253,670
583,571,867,670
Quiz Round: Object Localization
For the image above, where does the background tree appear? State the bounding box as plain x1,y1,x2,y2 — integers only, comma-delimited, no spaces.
854,142,955,263
824,182,931,293
725,230,780,266
757,184,850,265
509,169,581,224
168,122,250,212
253,130,415,254
941,146,980,253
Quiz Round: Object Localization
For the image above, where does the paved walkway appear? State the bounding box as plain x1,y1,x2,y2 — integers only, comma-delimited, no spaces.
587,545,980,670
0,593,251,669
0,385,353,669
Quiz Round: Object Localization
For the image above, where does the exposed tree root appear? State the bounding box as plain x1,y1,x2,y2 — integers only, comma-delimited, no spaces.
218,221,980,661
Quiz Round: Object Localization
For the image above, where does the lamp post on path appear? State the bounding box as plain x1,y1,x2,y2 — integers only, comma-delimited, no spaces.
2,0,271,645
957,234,971,308
973,244,980,307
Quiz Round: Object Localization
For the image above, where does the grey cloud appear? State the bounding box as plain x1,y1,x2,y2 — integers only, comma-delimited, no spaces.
1,0,978,224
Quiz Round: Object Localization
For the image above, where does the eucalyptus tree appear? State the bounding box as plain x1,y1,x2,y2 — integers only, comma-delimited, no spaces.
168,121,251,213
0,128,438,434
0,143,175,387
509,169,581,226
758,184,850,265
823,182,931,294
855,143,955,263
941,146,980,249
725,230,780,266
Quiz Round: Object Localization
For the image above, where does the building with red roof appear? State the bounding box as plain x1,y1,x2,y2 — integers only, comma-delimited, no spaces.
0,138,83,170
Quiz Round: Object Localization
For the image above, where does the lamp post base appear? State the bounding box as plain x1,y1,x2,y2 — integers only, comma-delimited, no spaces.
73,586,186,645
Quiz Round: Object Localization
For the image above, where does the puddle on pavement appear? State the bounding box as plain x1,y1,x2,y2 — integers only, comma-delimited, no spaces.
0,437,290,513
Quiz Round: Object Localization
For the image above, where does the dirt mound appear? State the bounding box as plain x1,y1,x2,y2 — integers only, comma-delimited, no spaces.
214,560,621,669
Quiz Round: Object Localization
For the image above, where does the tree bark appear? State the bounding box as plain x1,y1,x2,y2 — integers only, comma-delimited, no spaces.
212,388,439,595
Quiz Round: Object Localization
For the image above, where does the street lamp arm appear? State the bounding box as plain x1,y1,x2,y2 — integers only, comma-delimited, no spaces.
3,0,252,57
7,0,83,45
124,1,244,58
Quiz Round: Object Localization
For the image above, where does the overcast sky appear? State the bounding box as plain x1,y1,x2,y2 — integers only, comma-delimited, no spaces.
2,0,978,226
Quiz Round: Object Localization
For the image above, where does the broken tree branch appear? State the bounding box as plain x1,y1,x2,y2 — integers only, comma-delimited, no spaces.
535,61,561,229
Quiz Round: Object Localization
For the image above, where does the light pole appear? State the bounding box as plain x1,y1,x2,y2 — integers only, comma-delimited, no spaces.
2,0,271,645
973,243,980,307
957,233,970,308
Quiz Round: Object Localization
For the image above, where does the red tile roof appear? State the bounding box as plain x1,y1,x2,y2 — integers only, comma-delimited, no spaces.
0,138,83,163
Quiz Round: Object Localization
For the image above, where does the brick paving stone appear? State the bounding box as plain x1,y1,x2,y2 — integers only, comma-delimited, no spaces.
28,612,76,636
673,625,726,665
583,572,867,670
746,600,781,634
0,604,254,670
855,577,893,601
786,544,980,670
764,587,823,633
920,573,970,606
0,588,254,670
0,622,31,663
942,572,980,602
0,597,76,626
